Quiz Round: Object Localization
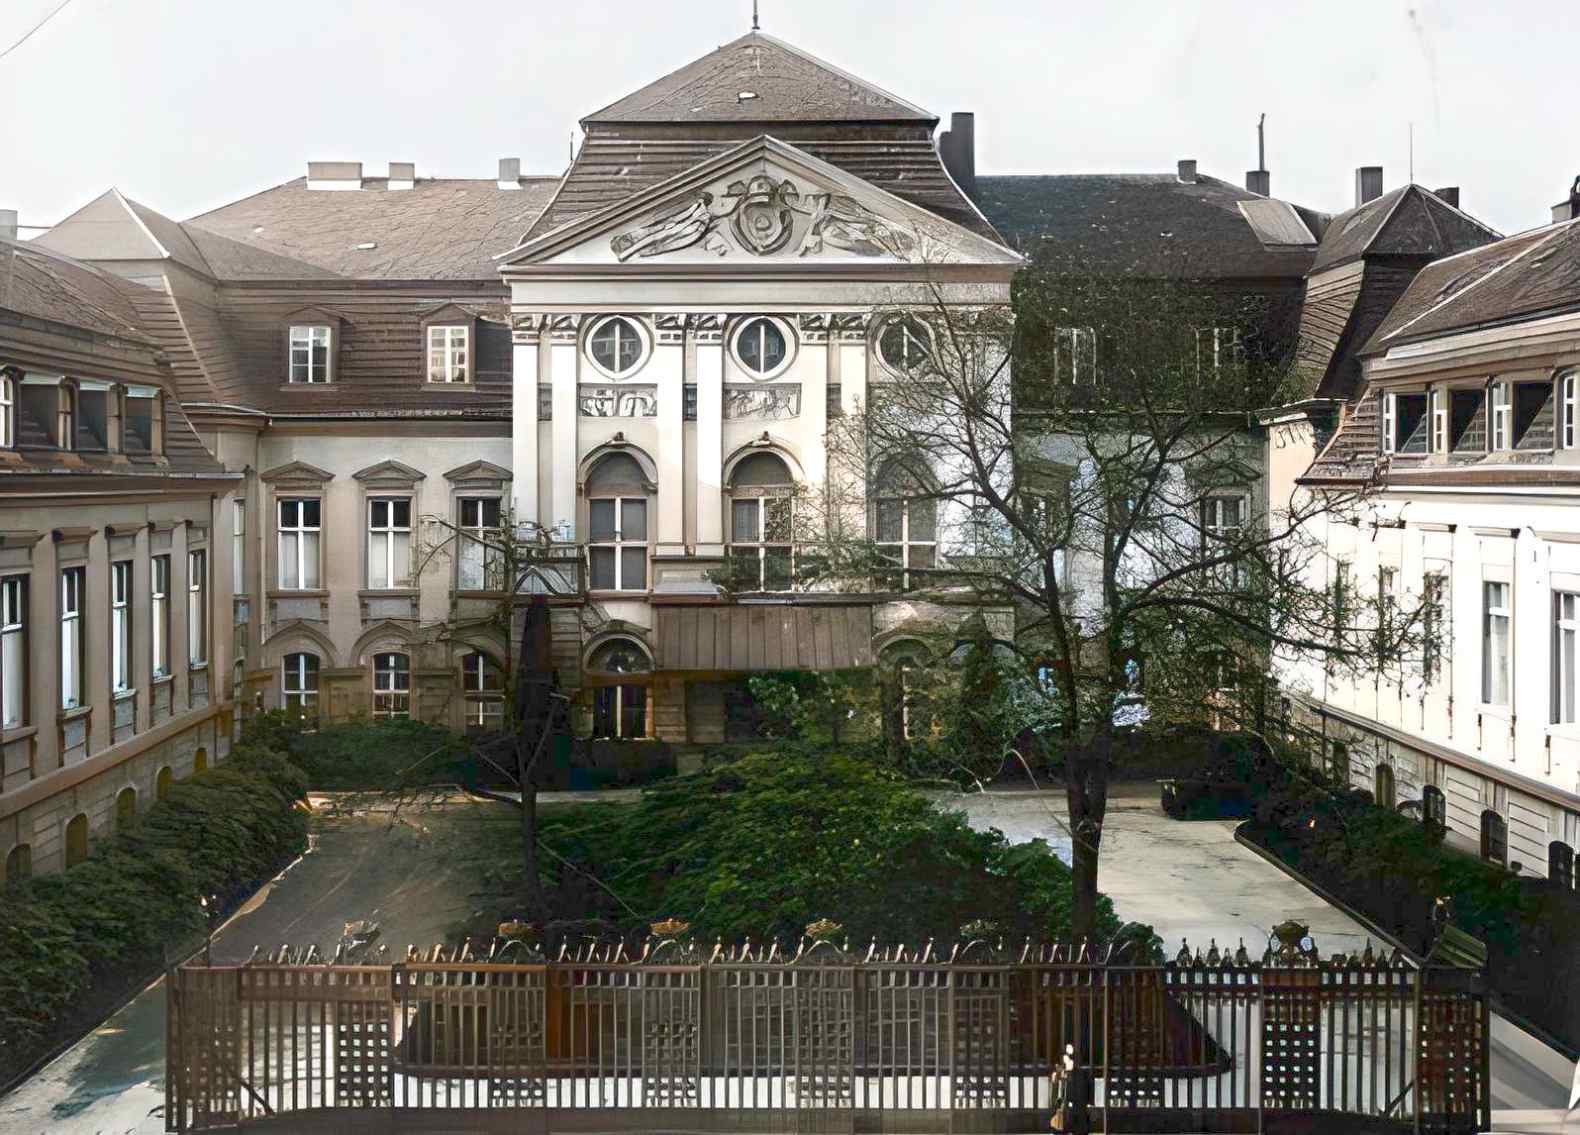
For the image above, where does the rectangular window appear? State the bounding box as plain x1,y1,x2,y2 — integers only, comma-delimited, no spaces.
111,560,132,693
1512,380,1554,450
1376,567,1397,665
875,497,937,590
1385,391,1428,454
60,566,84,710
1,575,25,729
151,555,170,678
1055,326,1097,385
288,325,332,384
366,497,412,589
232,500,246,595
282,653,319,722
277,498,321,590
1482,580,1511,705
1430,388,1448,453
1332,561,1351,649
588,497,648,591
730,496,793,592
462,652,504,731
372,652,410,719
188,550,207,666
0,373,13,448
1564,373,1577,450
426,325,470,383
457,497,503,591
1422,572,1446,685
1380,392,1396,454
1490,382,1510,451
1555,592,1580,724
1449,388,1486,451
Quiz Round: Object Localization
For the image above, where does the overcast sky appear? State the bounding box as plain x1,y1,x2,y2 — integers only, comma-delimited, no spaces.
2,0,1574,239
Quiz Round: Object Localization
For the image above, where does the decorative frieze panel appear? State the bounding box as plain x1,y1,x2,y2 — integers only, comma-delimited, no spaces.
723,384,800,420
580,385,658,418
273,597,327,624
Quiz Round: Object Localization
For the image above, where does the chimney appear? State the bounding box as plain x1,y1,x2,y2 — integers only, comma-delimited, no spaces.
938,112,977,198
1553,175,1580,224
0,209,16,241
1432,186,1460,209
1355,166,1384,207
1245,169,1270,196
388,161,415,191
498,157,522,191
306,161,363,191
1177,159,1197,184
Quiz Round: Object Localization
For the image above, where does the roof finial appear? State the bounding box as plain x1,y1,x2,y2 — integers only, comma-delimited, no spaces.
752,0,760,30
1256,112,1266,172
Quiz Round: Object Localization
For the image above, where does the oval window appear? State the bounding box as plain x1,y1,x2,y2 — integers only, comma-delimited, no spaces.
588,317,646,377
734,317,790,378
878,318,931,374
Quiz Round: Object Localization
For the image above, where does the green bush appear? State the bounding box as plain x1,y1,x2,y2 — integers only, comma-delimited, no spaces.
0,731,307,1083
468,746,1152,952
284,715,471,790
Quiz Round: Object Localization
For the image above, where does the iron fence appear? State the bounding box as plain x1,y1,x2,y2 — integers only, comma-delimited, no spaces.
165,936,1489,1133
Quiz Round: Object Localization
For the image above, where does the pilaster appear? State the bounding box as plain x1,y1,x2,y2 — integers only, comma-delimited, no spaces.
654,314,686,555
694,314,725,555
511,315,543,527
549,316,581,538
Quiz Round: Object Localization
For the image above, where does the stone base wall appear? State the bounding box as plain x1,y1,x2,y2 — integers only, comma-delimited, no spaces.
0,705,232,882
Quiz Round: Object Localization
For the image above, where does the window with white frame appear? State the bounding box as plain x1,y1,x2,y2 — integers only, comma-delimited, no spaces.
1482,580,1511,705
1490,381,1511,450
57,382,76,449
372,651,410,718
587,316,646,377
588,639,649,740
232,500,246,595
1195,327,1242,376
462,651,504,731
426,325,470,383
873,460,937,591
1054,326,1097,385
1382,390,1428,454
282,652,319,722
60,566,84,709
1563,372,1578,450
457,497,503,591
123,386,161,455
1376,566,1398,665
111,561,132,694
366,497,412,589
188,549,207,666
1331,560,1352,651
277,498,321,590
151,555,170,678
588,497,647,591
0,372,13,448
1555,591,1580,724
288,325,332,384
732,317,791,379
1,575,25,729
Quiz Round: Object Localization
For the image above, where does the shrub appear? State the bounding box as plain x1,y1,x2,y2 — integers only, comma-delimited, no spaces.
0,729,307,1084
284,715,471,791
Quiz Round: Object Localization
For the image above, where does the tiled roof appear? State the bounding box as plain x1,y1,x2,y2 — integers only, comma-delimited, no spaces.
523,135,999,243
187,177,561,280
1310,185,1499,273
583,32,934,125
1362,218,1580,352
971,173,1326,278
0,237,156,346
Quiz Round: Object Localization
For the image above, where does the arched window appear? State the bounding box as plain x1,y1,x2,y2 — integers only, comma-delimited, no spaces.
372,652,411,719
728,452,794,592
880,641,931,742
1480,809,1507,866
1422,784,1446,833
1548,840,1576,891
0,371,13,448
1374,763,1397,810
192,746,208,774
585,453,649,592
115,786,137,833
876,316,932,376
587,638,650,740
732,317,792,379
64,813,89,867
155,766,173,801
873,459,937,591
587,316,647,377
1327,741,1350,787
462,651,504,732
4,842,30,884
283,652,320,721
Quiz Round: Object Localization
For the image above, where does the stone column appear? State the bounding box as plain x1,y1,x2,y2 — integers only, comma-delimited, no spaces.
654,315,686,556
694,315,726,555
548,316,581,539
84,529,109,753
510,315,542,527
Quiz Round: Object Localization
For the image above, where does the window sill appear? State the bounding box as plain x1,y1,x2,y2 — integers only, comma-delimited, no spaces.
424,380,476,388
586,589,652,599
189,662,209,673
358,588,419,599
1,724,38,745
1546,723,1580,742
454,589,510,600
268,589,330,599
113,688,137,702
152,673,174,687
58,704,91,724
1477,704,1512,722
277,382,336,391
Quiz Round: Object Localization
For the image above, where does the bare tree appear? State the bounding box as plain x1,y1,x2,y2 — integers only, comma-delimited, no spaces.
820,255,1410,940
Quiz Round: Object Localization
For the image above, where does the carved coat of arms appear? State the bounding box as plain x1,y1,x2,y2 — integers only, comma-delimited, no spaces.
728,175,798,254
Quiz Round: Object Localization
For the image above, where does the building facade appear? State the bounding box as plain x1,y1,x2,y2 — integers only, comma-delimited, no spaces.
1281,190,1580,882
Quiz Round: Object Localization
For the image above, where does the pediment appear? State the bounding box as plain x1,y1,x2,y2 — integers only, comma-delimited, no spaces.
282,305,346,326
260,460,333,484
502,136,1018,269
352,459,426,485
444,459,512,484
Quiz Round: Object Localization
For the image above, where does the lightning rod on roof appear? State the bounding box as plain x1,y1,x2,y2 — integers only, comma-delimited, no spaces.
752,0,760,30
1257,113,1266,172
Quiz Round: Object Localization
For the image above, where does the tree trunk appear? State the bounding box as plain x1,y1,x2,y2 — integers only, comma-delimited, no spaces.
519,770,546,918
1064,723,1112,943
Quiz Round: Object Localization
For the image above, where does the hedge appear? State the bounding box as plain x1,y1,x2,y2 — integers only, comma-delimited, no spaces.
0,732,308,1086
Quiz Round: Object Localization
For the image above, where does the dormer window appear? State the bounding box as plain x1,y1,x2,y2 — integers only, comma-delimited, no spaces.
57,381,77,449
1380,390,1427,455
289,325,332,384
124,386,163,455
426,325,470,383
0,372,13,448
